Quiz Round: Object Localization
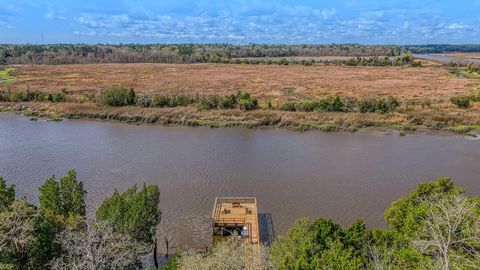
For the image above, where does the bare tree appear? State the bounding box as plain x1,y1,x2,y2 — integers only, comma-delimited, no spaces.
413,194,480,270
0,199,38,266
51,222,150,270
179,236,275,270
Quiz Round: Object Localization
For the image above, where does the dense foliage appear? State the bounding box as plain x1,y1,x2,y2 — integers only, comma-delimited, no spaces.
0,89,66,103
404,44,480,54
0,172,161,270
279,96,399,114
339,55,421,67
96,183,161,267
100,86,136,106
450,95,471,108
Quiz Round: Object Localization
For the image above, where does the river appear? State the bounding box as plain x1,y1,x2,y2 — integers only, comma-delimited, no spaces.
414,53,480,64
1,113,480,252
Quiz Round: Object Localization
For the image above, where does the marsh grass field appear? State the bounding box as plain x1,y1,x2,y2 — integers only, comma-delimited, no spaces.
2,63,476,101
1,62,480,133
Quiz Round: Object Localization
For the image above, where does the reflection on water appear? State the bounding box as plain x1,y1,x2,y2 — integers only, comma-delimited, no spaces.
1,113,480,252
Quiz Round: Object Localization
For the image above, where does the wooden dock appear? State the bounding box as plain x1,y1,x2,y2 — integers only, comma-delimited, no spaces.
212,197,259,245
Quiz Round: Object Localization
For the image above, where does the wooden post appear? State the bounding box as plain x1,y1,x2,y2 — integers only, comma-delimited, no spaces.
153,238,159,269
165,237,169,258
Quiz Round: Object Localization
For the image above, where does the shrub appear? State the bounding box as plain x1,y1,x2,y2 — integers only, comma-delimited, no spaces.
198,92,258,111
219,94,237,109
152,95,195,108
450,96,470,109
278,58,289,65
296,101,319,112
152,95,170,107
237,92,258,111
280,102,297,112
376,96,400,113
199,96,220,110
49,92,66,103
126,88,136,105
100,86,129,106
358,99,377,113
332,96,344,112
317,96,344,112
359,96,399,113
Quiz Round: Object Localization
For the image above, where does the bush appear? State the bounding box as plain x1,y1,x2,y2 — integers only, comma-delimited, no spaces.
49,92,66,103
450,96,470,109
376,96,400,113
126,88,136,105
278,58,289,65
198,92,258,111
359,96,399,113
280,102,297,112
332,96,344,112
100,86,130,106
358,99,377,113
199,96,220,110
296,102,319,112
152,95,195,108
237,92,258,111
219,94,237,109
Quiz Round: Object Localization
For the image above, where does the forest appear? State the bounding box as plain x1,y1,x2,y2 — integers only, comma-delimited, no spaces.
1,44,478,65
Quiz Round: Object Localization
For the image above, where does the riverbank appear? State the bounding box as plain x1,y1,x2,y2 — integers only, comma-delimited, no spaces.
2,101,480,135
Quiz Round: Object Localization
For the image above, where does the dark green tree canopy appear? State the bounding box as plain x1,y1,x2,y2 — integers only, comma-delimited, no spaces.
384,177,463,235
38,170,86,225
96,183,161,244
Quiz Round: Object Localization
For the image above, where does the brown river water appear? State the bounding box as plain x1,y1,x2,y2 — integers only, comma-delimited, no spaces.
1,113,480,253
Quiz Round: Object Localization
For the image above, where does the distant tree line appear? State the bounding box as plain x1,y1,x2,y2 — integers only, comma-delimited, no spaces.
0,44,406,65
404,44,480,54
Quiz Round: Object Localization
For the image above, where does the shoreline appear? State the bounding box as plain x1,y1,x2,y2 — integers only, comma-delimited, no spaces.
1,101,479,136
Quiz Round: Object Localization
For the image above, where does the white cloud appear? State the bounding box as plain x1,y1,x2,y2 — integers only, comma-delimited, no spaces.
313,8,336,20
44,10,66,20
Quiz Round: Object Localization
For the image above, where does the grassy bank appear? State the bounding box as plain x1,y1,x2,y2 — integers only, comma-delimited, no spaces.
2,101,480,135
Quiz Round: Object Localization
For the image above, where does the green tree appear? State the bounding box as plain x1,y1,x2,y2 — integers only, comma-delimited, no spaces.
384,177,462,236
96,184,161,267
313,240,364,269
0,177,15,212
39,170,86,227
270,218,367,270
332,96,344,112
100,86,129,106
127,88,136,105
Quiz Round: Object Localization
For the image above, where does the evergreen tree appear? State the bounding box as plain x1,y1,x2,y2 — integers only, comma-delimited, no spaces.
39,170,86,225
96,184,161,267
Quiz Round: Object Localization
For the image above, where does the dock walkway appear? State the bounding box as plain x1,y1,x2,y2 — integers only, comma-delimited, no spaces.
212,197,259,245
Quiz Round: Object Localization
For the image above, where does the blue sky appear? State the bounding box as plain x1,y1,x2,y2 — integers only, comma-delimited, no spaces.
1,0,480,44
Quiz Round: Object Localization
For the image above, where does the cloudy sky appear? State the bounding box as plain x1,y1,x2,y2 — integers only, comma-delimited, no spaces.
1,0,479,44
